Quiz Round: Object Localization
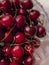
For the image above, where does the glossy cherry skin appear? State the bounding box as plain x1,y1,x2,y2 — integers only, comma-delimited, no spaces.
36,25,46,37
4,31,13,43
19,0,33,9
10,61,19,65
32,38,40,48
15,15,25,28
24,25,36,38
11,45,24,59
2,45,11,56
29,10,40,21
17,8,26,16
24,55,34,65
24,43,34,55
14,32,25,44
0,14,14,30
0,58,10,65
0,0,11,12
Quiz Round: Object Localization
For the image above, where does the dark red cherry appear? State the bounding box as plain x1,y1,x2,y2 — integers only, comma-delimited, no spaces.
10,61,19,65
32,38,40,48
24,25,36,38
24,55,34,65
20,0,33,9
36,25,46,37
3,45,11,56
14,32,25,44
24,43,34,55
15,15,25,28
0,14,14,30
0,0,11,12
11,45,24,58
4,31,13,43
0,58,10,65
17,8,26,16
29,10,40,21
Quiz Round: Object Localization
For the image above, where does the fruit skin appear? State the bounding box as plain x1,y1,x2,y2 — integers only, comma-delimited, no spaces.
20,0,33,9
0,0,11,12
24,25,36,38
10,61,19,65
0,14,14,30
24,43,34,55
14,32,25,44
2,45,11,56
24,55,34,65
15,15,25,28
36,25,46,37
4,31,13,43
17,8,26,16
29,10,40,21
11,45,24,59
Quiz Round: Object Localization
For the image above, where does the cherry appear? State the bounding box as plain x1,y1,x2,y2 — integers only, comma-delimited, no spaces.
0,14,14,30
24,25,36,38
15,15,25,28
14,32,25,44
24,43,34,55
24,55,34,65
4,31,13,43
17,8,26,16
32,38,40,48
10,61,19,65
36,25,46,37
29,10,40,21
19,0,33,9
0,0,11,12
2,45,11,56
11,45,24,58
0,58,10,65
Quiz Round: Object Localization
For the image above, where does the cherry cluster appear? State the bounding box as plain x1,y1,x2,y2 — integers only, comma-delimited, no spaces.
0,0,46,65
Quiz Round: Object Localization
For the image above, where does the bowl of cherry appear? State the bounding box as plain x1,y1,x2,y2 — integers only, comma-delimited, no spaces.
0,0,49,65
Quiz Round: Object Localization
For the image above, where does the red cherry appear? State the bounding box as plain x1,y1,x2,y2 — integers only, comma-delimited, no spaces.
0,14,14,30
29,10,40,21
24,25,36,38
14,32,25,44
3,45,11,56
4,31,13,43
36,25,46,37
24,43,34,55
0,0,11,12
17,8,26,16
20,0,33,9
0,58,10,65
11,45,24,58
15,15,25,28
10,61,19,65
24,55,34,65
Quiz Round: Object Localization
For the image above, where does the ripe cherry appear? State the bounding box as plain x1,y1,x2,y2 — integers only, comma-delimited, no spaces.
17,8,26,16
24,55,34,65
24,43,34,55
36,25,46,37
4,31,13,43
3,45,11,56
10,61,19,65
11,45,24,59
20,0,33,9
0,14,14,30
24,25,36,38
29,10,40,21
15,15,25,28
0,0,11,12
14,32,25,44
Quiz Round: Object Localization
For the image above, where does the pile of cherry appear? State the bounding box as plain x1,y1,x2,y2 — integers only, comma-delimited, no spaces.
0,0,46,65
